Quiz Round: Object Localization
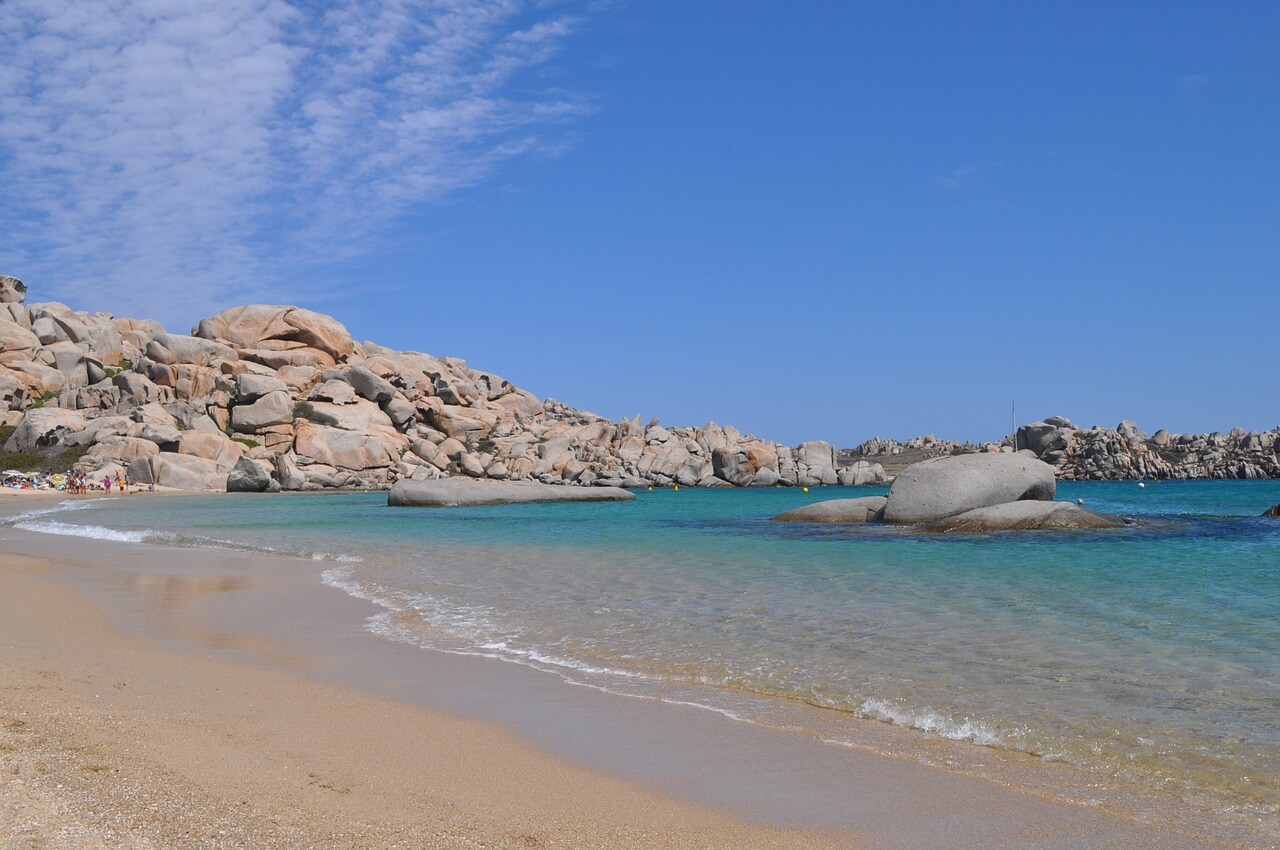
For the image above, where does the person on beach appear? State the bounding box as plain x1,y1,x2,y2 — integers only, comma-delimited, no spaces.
103,475,112,494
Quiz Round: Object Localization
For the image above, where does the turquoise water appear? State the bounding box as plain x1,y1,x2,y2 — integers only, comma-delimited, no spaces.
9,481,1280,832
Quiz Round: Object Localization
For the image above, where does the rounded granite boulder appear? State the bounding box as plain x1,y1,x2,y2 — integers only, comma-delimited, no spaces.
770,496,887,524
882,453,1057,524
926,500,1126,532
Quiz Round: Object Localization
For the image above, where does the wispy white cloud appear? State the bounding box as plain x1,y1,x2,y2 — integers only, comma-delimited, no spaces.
934,160,1003,191
940,164,979,189
0,0,590,324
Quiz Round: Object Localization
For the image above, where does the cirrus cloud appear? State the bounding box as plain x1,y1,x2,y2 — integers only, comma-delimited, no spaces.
0,0,590,324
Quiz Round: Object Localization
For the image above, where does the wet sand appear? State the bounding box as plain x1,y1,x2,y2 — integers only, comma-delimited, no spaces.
0,496,1236,849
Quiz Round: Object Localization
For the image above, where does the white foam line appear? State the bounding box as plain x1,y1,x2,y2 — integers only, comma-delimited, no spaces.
5,498,106,523
12,519,160,543
857,697,1005,747
322,542,1050,769
7,499,366,566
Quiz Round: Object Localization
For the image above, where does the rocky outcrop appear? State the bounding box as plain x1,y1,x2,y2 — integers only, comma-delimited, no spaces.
771,496,887,524
1014,417,1280,481
389,478,636,507
3,273,1267,495
852,417,1280,483
1263,504,1280,518
0,277,885,492
194,304,356,366
926,501,1126,532
882,453,1056,524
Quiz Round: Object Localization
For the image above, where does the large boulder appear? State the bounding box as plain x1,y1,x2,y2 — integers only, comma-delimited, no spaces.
345,365,395,403
230,391,293,432
45,340,103,385
882,453,1057,524
304,398,398,435
4,408,88,452
0,276,27,304
177,431,243,466
389,478,636,507
771,496,887,524
0,320,41,366
4,361,65,396
112,372,167,404
194,305,356,364
129,453,228,491
234,372,288,402
0,370,24,408
382,395,416,429
927,500,1126,532
1016,419,1076,455
81,436,159,468
293,421,401,471
226,455,272,493
274,452,306,491
146,333,236,367
310,379,358,405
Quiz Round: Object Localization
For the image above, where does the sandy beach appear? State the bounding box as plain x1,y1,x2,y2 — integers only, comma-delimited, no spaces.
0,542,848,848
0,493,1245,849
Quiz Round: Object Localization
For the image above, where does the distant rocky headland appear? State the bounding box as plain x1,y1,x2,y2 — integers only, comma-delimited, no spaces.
845,415,1279,482
0,274,1274,492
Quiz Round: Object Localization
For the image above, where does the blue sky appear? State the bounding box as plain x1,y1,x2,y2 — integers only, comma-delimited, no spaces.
1,2,1276,445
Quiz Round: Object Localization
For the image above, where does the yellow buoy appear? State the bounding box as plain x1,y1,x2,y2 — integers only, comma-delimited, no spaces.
647,486,653,491
803,486,809,493
674,485,680,491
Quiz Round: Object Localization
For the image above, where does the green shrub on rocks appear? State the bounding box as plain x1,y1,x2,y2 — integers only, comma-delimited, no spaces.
293,401,339,427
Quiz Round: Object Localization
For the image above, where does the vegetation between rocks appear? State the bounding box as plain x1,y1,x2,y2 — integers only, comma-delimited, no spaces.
293,401,339,427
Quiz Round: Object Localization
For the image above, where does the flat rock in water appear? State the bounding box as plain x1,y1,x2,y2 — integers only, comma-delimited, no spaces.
1263,504,1280,517
927,500,1126,532
770,496,887,524
389,478,635,507
882,453,1057,524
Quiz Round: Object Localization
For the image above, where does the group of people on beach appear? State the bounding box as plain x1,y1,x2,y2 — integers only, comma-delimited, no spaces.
1,467,157,494
64,469,122,494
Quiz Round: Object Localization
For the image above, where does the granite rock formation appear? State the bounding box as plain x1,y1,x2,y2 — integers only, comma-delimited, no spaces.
0,276,889,493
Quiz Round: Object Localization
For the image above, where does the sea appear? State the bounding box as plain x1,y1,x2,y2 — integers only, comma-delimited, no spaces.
8,481,1280,839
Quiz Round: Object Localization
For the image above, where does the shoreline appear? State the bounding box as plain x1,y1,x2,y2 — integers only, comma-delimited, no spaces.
0,494,1252,848
0,535,847,848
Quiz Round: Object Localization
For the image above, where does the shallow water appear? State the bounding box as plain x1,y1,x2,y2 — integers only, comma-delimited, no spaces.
10,481,1280,834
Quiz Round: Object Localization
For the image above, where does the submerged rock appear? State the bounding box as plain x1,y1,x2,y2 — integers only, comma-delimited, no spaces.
389,478,635,507
882,453,1056,524
770,496,887,524
926,500,1126,532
